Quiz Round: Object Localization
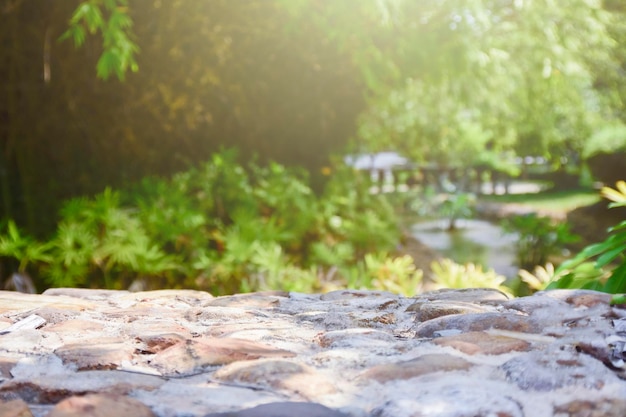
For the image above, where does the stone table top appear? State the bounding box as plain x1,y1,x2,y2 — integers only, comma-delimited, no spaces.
1,287,626,417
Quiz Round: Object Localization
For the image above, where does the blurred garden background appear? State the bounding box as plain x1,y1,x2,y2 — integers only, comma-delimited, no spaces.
1,0,625,296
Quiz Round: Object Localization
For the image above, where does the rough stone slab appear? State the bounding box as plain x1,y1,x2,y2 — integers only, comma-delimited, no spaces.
148,338,296,376
118,289,214,304
0,330,45,354
1,288,626,417
0,399,33,417
47,393,155,417
410,288,510,304
42,288,128,301
432,331,531,355
359,353,473,383
202,401,349,417
213,359,337,400
407,300,493,322
320,290,396,301
204,292,288,308
54,340,135,370
414,312,542,338
0,291,96,314
43,319,108,341
369,384,525,417
0,316,46,335
537,289,613,307
501,346,618,391
0,359,17,380
553,399,626,417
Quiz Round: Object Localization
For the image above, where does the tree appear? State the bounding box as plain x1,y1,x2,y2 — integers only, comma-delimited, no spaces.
355,0,623,171
1,0,625,241
0,0,372,237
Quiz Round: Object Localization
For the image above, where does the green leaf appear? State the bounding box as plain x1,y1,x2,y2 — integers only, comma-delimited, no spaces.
556,254,585,274
103,0,119,10
68,3,93,25
62,0,139,81
72,26,87,47
581,279,606,291
96,50,120,80
596,243,626,268
57,29,72,42
579,239,621,259
550,261,605,290
603,263,626,293
608,221,626,232
611,294,626,305
546,273,573,290
7,220,20,241
108,10,133,30
83,5,105,34
578,243,606,259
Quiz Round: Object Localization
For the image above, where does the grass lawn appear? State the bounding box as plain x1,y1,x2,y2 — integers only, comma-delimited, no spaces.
480,188,601,213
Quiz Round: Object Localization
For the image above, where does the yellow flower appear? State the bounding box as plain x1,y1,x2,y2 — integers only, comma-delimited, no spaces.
601,180,626,204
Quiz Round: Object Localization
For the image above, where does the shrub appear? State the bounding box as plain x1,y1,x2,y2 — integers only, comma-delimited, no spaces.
362,253,423,296
0,149,405,295
0,220,52,291
430,258,512,296
45,188,176,289
548,181,626,294
501,213,579,270
439,192,476,231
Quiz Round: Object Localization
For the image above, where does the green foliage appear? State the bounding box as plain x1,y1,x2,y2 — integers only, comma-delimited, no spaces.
547,261,608,292
583,123,626,158
354,0,620,167
250,161,318,246
548,181,626,293
405,188,475,231
60,0,139,80
2,150,403,294
358,77,501,168
482,189,601,213
45,188,175,288
514,261,607,295
430,258,512,296
314,165,400,260
7,0,626,239
518,263,558,292
439,193,476,231
309,241,355,268
501,213,579,270
403,186,438,218
13,0,626,295
476,151,521,178
0,221,52,274
361,253,423,296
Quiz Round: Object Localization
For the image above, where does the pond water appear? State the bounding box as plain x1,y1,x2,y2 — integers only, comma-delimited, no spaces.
410,219,520,278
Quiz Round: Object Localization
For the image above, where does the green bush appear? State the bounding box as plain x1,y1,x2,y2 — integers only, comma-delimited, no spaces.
0,149,405,295
582,124,626,159
430,258,512,296
0,220,52,280
547,181,626,294
361,252,423,296
46,188,176,289
439,192,475,231
501,213,579,270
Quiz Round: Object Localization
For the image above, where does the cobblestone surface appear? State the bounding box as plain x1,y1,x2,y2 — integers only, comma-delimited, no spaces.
1,288,626,416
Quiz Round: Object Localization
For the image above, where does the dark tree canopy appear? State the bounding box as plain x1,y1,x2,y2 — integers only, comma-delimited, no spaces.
1,0,368,235
1,0,626,236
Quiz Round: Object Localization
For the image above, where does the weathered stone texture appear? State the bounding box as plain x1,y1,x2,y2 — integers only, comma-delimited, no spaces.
0,288,625,417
